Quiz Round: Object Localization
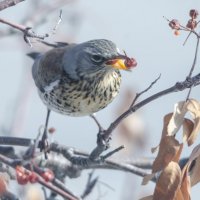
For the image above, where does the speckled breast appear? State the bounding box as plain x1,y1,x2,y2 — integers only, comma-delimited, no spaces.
38,70,122,116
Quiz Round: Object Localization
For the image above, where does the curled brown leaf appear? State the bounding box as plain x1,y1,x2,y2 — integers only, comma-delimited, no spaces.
167,99,200,146
153,161,181,200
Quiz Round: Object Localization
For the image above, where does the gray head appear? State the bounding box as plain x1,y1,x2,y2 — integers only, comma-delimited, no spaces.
62,39,136,79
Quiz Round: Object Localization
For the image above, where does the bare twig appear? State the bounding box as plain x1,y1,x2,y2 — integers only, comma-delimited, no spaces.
90,114,104,132
0,0,25,11
188,37,200,78
0,18,49,46
81,170,98,199
52,9,63,34
0,137,189,182
185,34,199,101
129,74,161,108
183,31,192,46
102,145,124,160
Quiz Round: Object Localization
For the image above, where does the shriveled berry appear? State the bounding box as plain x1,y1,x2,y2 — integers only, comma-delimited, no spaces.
169,19,180,30
186,19,197,29
189,9,199,19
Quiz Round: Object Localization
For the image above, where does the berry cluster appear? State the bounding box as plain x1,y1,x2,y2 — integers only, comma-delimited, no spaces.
168,9,199,35
187,9,199,29
16,166,54,185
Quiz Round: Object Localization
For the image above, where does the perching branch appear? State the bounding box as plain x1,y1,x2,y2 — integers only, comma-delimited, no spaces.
0,17,49,46
129,74,161,108
0,0,25,11
0,139,152,180
89,72,200,160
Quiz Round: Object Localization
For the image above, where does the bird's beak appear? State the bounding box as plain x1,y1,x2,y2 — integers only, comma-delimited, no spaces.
105,56,137,71
106,59,128,70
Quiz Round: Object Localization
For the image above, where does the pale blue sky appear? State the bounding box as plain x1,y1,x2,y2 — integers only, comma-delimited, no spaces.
0,0,200,199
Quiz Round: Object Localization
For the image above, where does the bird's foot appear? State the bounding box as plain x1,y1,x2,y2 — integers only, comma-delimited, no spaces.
38,129,49,159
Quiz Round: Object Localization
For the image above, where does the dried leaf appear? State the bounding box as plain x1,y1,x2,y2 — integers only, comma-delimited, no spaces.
153,161,181,200
174,188,185,200
179,170,191,200
186,144,200,186
167,102,187,136
190,155,200,186
182,118,194,144
152,136,182,173
167,99,200,146
185,99,200,146
151,113,173,154
187,144,200,163
178,144,200,199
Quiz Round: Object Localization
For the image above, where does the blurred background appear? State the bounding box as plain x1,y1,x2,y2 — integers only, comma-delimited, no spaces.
0,0,200,199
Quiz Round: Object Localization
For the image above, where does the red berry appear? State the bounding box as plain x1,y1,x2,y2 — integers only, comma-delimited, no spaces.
29,172,39,183
16,166,29,185
41,169,54,182
174,30,180,36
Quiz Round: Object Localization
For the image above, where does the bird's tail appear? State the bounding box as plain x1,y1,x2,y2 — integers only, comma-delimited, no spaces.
27,52,41,60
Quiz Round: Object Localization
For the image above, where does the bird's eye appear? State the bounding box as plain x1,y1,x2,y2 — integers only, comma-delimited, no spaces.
91,54,104,63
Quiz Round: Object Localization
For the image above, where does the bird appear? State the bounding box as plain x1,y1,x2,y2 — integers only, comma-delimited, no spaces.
28,39,137,149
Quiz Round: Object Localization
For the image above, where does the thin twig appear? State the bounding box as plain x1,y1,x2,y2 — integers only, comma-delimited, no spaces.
81,170,98,199
185,36,200,101
188,37,200,78
183,31,192,46
102,145,124,160
129,74,161,108
90,114,104,132
0,17,49,46
0,138,189,182
0,0,25,11
52,9,63,34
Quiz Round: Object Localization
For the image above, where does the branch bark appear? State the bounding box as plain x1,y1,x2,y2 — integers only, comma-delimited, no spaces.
0,17,49,46
0,0,25,11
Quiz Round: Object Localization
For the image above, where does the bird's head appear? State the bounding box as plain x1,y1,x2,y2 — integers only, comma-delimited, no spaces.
63,39,137,79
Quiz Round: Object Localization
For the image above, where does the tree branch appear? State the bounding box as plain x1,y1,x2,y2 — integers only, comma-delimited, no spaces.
88,73,200,160
0,17,49,46
0,0,25,11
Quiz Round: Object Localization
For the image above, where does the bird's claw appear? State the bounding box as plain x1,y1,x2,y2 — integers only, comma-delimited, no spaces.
38,130,49,159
